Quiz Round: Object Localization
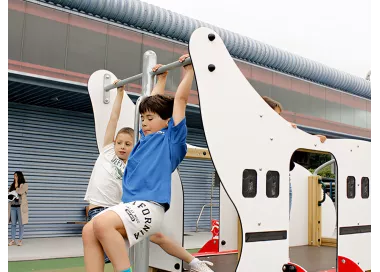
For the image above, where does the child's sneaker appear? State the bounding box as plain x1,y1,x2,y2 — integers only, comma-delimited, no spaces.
189,258,214,272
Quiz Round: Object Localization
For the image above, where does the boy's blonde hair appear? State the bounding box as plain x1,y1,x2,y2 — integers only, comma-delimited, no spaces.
116,127,134,139
262,96,283,112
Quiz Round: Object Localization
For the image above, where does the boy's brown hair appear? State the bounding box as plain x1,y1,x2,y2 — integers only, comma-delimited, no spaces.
116,127,134,138
262,96,283,112
139,94,174,120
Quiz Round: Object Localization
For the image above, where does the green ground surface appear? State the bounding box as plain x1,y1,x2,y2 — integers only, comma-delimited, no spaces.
8,248,200,272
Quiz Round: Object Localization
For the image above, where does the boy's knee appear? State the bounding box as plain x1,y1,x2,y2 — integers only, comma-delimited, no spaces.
82,222,95,243
92,216,110,240
150,232,165,244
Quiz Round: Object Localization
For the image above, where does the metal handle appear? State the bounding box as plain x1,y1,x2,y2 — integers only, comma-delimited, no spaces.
150,57,192,75
104,57,192,92
196,203,219,232
318,180,327,206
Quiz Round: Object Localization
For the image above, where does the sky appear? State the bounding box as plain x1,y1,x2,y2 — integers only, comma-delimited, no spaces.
142,0,371,78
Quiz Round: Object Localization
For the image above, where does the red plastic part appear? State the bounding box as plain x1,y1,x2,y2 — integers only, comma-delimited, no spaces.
211,219,219,238
288,262,307,272
192,249,237,257
198,219,220,254
197,238,219,254
337,256,364,272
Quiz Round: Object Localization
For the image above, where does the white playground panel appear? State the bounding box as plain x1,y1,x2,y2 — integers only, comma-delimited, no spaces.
88,71,184,272
219,185,238,252
220,162,337,250
189,27,370,271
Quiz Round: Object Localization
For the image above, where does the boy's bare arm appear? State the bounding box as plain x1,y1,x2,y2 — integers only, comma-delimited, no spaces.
316,134,327,143
104,80,125,147
173,54,193,126
288,122,326,142
151,64,168,96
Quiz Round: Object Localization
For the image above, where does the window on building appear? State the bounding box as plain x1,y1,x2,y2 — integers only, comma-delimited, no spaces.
23,13,68,69
106,26,142,82
8,9,24,61
66,24,107,74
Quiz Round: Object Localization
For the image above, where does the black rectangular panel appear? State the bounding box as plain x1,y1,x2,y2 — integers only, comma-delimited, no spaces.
245,230,287,242
242,169,257,198
361,177,369,199
339,225,371,235
347,176,356,199
266,171,280,198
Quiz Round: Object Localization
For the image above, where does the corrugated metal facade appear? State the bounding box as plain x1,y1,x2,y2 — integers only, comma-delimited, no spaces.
180,130,219,232
8,103,98,238
8,103,217,238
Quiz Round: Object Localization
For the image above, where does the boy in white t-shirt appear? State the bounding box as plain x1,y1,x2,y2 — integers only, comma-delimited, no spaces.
83,74,213,272
83,79,134,264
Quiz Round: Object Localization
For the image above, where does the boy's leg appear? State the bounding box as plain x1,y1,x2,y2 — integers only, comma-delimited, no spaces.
150,232,214,272
150,232,194,263
88,207,112,264
82,221,106,272
93,210,131,272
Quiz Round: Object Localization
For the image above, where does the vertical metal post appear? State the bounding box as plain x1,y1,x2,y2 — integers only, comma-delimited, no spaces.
133,96,143,145
130,50,157,272
210,173,214,228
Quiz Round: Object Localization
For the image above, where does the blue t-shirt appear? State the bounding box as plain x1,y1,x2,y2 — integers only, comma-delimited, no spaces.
121,117,187,211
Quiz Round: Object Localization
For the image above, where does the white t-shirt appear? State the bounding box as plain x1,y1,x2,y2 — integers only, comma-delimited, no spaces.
84,143,126,207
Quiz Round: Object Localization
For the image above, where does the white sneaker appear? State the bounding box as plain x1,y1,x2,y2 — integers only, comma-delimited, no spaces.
190,260,214,272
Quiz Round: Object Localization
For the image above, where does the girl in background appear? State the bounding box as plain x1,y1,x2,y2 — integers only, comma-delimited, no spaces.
8,171,29,246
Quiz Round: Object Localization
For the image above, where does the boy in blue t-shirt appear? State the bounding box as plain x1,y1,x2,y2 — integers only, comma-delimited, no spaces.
87,54,210,272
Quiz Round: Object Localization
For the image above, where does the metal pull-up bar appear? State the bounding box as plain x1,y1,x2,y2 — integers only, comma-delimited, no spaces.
103,57,192,92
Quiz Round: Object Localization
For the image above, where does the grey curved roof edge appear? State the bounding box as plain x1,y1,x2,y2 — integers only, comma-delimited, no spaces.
35,0,371,99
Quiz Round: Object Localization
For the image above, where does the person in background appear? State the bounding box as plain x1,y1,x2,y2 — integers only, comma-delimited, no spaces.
8,171,29,246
